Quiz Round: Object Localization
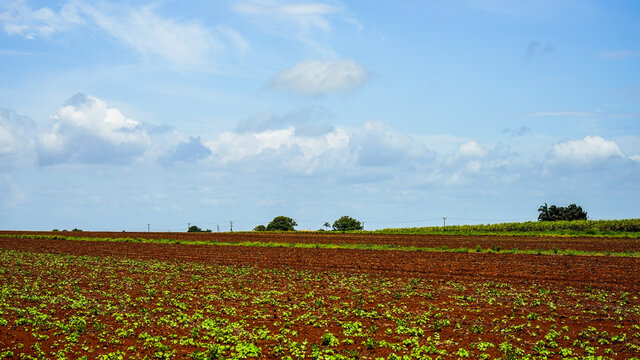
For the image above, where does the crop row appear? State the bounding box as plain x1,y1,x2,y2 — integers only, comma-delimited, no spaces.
1,249,639,359
374,219,640,236
2,234,640,258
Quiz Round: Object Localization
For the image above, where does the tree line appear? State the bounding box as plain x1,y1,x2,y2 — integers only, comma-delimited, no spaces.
252,215,364,232
186,203,588,232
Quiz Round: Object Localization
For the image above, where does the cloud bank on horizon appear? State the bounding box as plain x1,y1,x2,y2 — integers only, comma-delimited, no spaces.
1,0,639,231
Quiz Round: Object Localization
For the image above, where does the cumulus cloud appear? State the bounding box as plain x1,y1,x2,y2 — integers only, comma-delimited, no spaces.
0,0,83,39
204,126,350,174
269,59,369,96
457,140,487,159
550,136,624,167
37,93,150,166
203,118,433,176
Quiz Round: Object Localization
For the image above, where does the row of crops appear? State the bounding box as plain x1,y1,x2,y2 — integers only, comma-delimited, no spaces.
375,219,640,236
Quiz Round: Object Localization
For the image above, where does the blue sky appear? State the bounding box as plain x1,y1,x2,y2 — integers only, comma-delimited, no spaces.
1,0,639,231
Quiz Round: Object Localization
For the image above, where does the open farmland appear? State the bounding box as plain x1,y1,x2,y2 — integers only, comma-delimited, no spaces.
1,232,640,359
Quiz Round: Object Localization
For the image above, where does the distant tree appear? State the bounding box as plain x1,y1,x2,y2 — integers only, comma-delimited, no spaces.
188,225,202,232
187,225,211,232
267,216,297,231
332,216,363,231
323,222,331,231
72,228,83,232
538,203,587,221
253,225,267,231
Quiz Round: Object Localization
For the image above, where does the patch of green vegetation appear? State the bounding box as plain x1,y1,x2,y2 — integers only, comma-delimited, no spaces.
1,249,639,359
372,218,640,237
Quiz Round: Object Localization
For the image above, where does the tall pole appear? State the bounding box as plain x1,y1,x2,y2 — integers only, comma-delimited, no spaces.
230,221,233,232
147,224,150,232
442,217,446,229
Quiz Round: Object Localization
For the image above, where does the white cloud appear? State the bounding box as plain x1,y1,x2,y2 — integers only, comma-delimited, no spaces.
202,119,433,175
0,0,83,39
37,94,150,166
551,136,624,165
205,126,350,174
269,59,369,96
457,140,487,158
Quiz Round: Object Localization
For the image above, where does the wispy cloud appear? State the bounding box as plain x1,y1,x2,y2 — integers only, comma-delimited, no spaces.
1,1,248,67
466,0,591,19
268,59,369,96
524,111,639,119
232,0,354,57
81,4,224,67
598,50,640,60
233,1,341,32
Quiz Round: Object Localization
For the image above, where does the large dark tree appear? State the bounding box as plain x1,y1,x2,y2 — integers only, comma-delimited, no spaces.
538,203,587,221
332,216,364,231
266,216,297,231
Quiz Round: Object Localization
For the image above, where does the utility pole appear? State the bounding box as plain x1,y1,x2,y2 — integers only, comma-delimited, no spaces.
217,225,220,232
362,222,365,231
230,221,233,232
188,222,190,231
442,217,447,230
147,224,150,232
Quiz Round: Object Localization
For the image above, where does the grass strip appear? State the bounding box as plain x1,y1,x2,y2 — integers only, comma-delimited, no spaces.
370,218,640,238
2,233,640,258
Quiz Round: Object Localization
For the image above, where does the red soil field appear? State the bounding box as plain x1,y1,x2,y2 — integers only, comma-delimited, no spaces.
1,232,639,359
3,230,640,252
1,233,639,291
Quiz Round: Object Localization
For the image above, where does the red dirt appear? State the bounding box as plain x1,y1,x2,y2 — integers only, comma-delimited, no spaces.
1,235,639,291
3,230,640,252
2,233,640,359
